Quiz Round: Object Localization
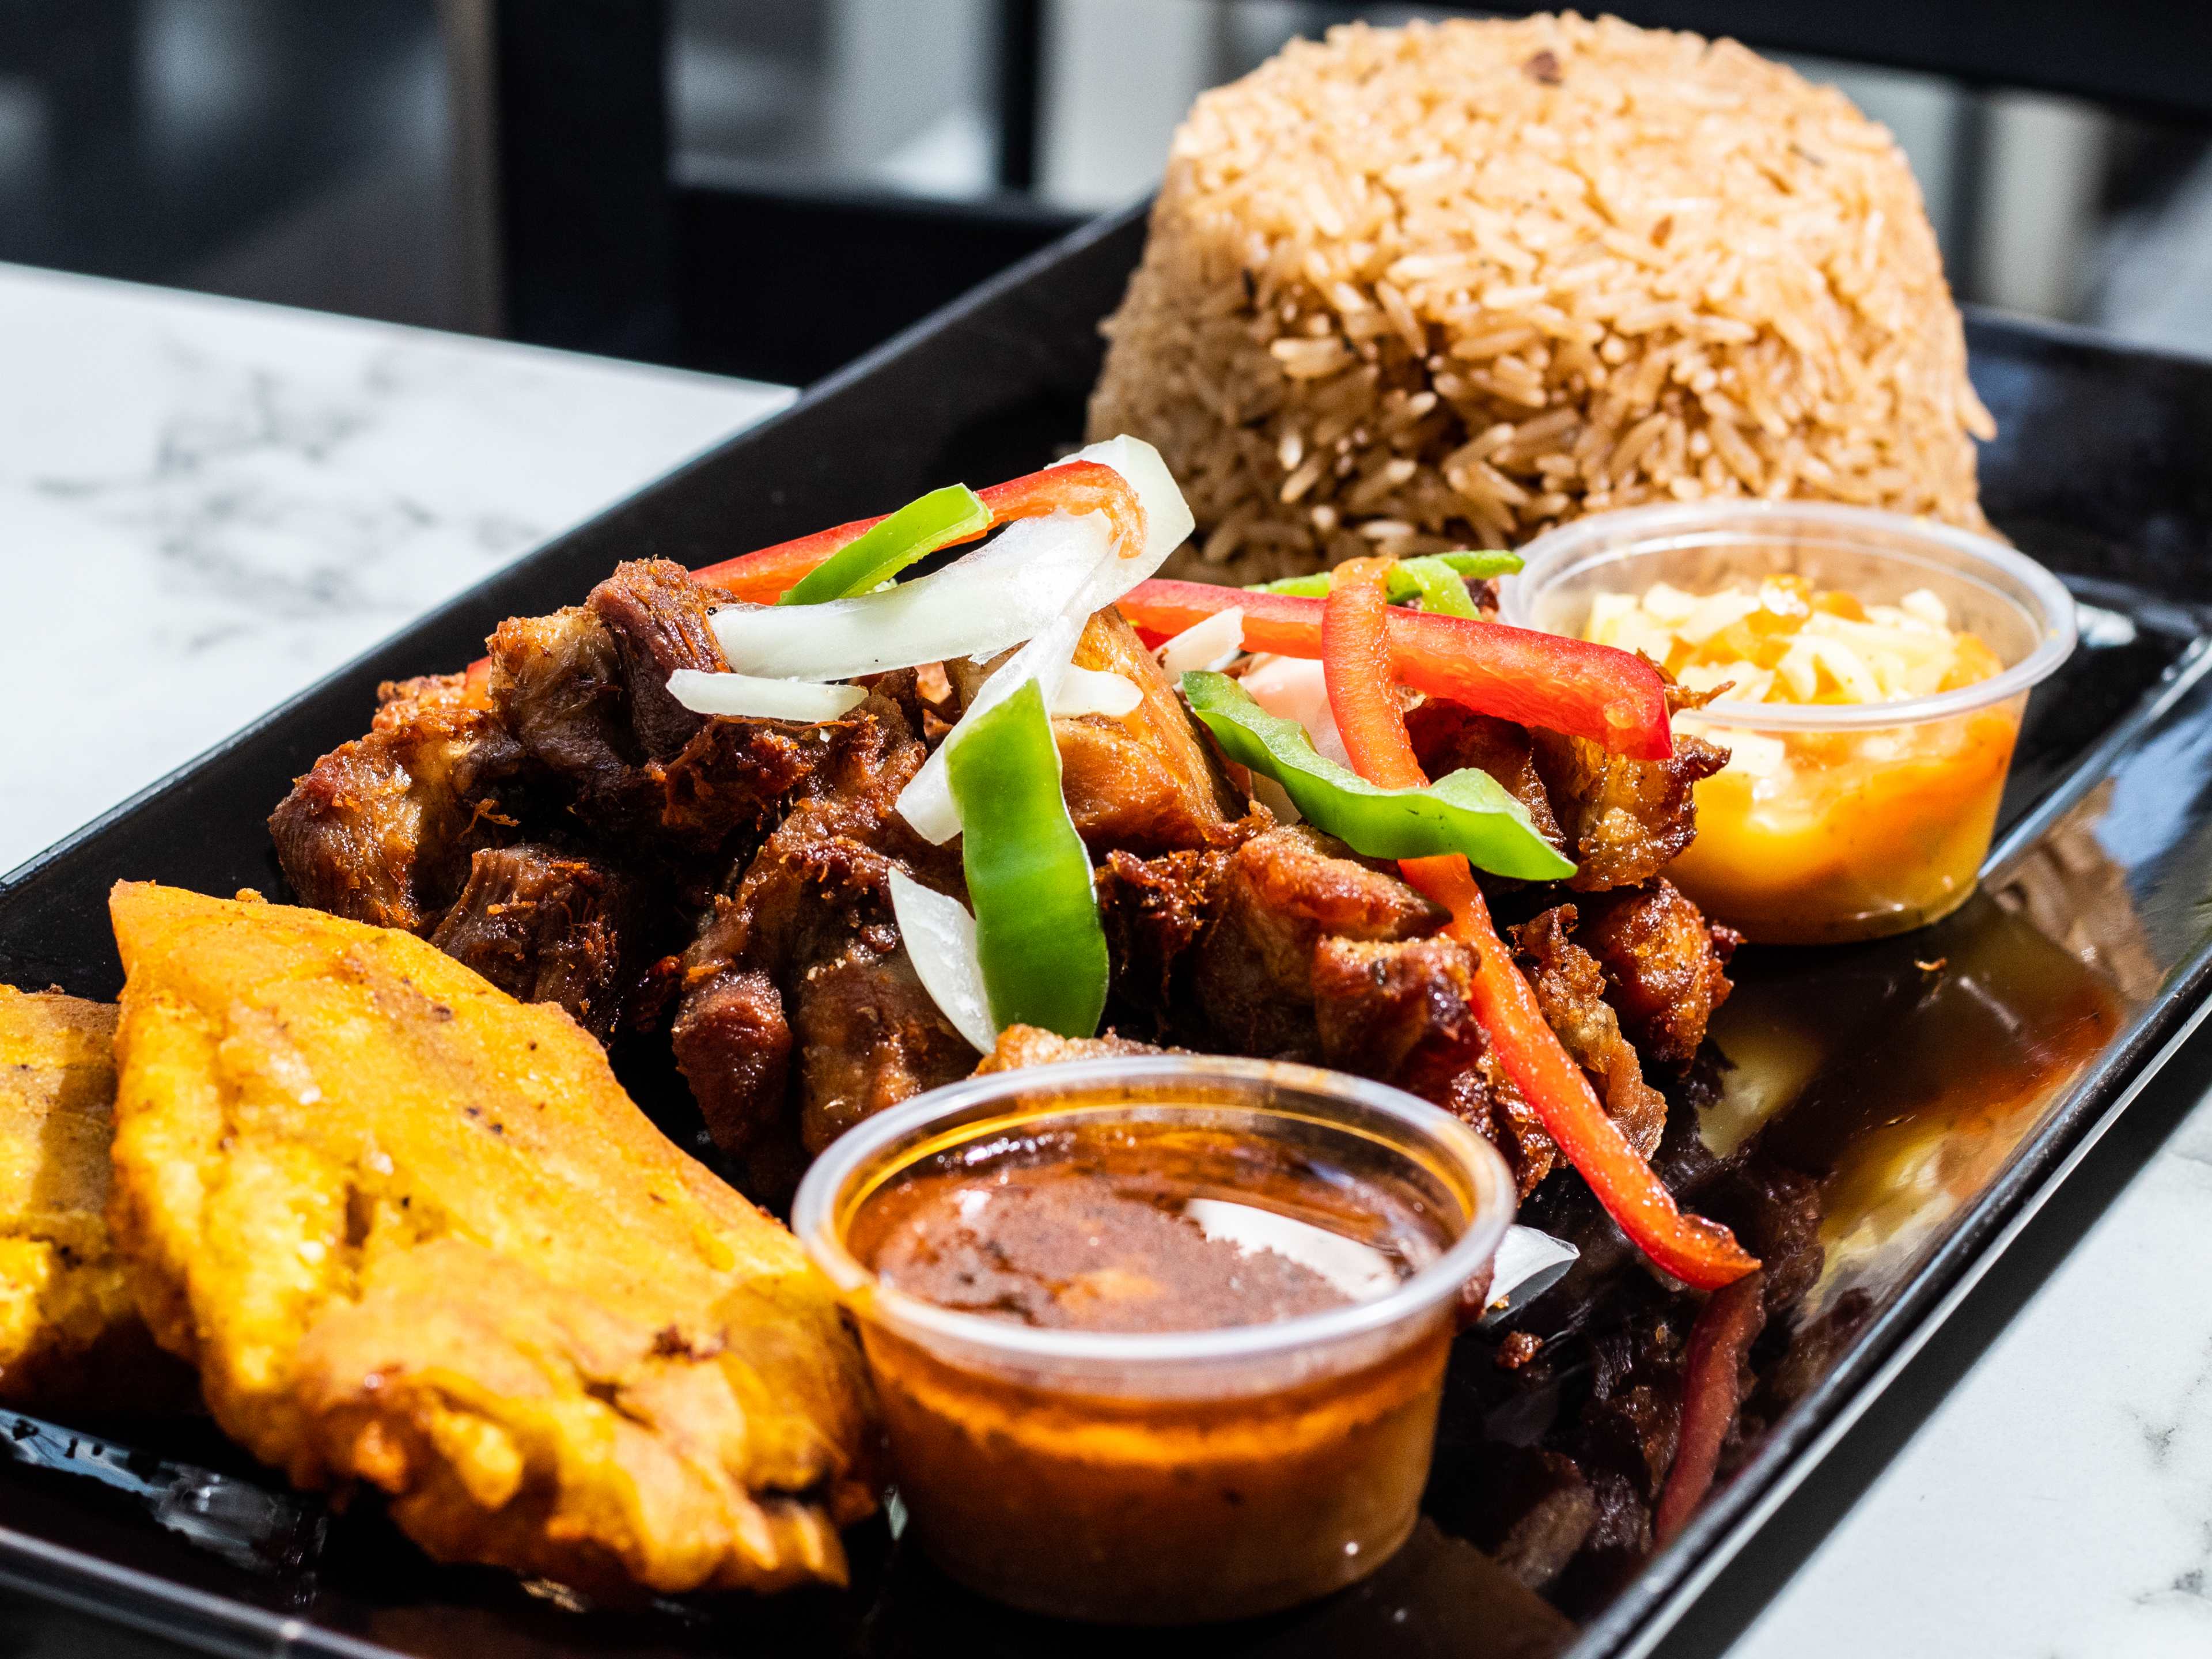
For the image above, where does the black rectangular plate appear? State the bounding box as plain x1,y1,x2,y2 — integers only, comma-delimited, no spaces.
8,206,2212,1659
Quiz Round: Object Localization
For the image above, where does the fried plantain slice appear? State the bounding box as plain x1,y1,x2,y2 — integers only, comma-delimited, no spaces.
0,985,190,1409
106,882,877,1599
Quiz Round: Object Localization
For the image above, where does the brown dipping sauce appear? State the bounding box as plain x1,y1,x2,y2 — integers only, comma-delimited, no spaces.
851,1122,1441,1334
842,1115,1465,1623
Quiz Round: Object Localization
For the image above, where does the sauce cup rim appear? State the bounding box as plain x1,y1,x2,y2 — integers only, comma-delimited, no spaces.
791,1055,1518,1374
1500,499,2079,731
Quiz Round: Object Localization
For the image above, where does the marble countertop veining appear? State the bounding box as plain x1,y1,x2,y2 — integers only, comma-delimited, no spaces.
6,261,2212,1659
0,260,790,875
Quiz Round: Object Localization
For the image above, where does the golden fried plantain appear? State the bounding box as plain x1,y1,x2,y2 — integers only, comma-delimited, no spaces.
0,985,188,1408
106,882,877,1598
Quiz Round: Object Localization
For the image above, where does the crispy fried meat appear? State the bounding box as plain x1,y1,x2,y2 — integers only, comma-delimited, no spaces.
1309,935,1560,1194
1406,700,1566,854
1055,609,1244,855
1576,879,1739,1069
1514,906,1670,1158
1531,714,1729,893
976,1025,1173,1074
585,558,730,759
270,671,524,933
487,566,816,855
671,683,972,1164
1099,823,1575,1189
1195,823,1445,1058
949,609,1243,857
430,844,630,1041
486,605,635,805
273,547,1738,1226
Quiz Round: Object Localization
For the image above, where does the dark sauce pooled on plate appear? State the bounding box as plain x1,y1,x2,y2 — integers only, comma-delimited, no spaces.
850,1120,1445,1334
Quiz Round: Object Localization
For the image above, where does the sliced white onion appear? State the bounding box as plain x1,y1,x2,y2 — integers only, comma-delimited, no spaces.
896,435,1195,843
1480,1225,1581,1321
1156,607,1245,676
1238,654,1351,769
887,869,997,1055
710,509,1114,682
666,669,866,723
707,438,1189,690
898,607,1088,843
1050,666,1143,718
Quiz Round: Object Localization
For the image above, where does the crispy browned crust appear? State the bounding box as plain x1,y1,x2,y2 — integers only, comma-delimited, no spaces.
671,684,974,1168
975,1026,1173,1074
1405,700,1566,855
0,986,191,1410
107,883,877,1599
1575,879,1737,1069
1530,726,1729,893
1055,608,1246,855
269,673,524,934
1514,905,1670,1158
429,846,630,1041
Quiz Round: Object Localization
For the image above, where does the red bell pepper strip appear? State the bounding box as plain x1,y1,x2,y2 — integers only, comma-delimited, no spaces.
1653,1270,1767,1545
692,459,1144,602
1320,557,1758,1292
1122,577,1673,759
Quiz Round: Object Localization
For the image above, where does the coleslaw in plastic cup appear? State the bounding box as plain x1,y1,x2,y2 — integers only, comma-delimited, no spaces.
1503,501,2076,943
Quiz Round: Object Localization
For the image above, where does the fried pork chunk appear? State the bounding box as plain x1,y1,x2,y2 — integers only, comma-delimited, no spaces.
1103,824,1441,1053
1404,700,1566,855
1529,721,1729,893
1408,690,1725,893
1513,907,1669,1160
1306,936,1560,1192
430,846,630,1041
976,1025,1174,1073
1576,879,1739,1067
271,671,523,933
672,680,973,1166
486,563,816,854
1099,823,1740,1192
945,609,1244,857
273,560,847,1044
1055,610,1245,855
1100,823,1575,1188
107,883,876,1597
0,987,187,1408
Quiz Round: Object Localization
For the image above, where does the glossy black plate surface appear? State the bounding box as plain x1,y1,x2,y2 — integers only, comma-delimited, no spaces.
7,207,2212,1659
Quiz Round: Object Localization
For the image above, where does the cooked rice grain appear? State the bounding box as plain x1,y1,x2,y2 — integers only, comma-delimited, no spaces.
1088,14,1994,584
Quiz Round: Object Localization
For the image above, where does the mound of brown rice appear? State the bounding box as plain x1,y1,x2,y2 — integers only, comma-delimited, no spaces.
1088,13,1994,584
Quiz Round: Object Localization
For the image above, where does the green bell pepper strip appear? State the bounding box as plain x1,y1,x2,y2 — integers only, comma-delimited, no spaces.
1180,671,1575,881
1249,550,1522,616
1391,555,1483,618
943,678,1109,1037
775,483,991,605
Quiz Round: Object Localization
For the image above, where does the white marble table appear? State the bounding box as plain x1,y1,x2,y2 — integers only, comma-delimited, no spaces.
0,261,790,877
4,263,2209,1658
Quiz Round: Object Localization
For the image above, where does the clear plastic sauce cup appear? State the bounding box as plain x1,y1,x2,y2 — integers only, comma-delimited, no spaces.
791,1056,1517,1624
1503,502,2077,944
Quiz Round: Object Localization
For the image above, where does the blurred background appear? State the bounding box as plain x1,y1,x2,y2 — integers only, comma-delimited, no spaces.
2,0,2209,387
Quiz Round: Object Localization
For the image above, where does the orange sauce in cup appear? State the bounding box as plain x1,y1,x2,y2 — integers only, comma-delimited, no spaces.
1586,575,2015,942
